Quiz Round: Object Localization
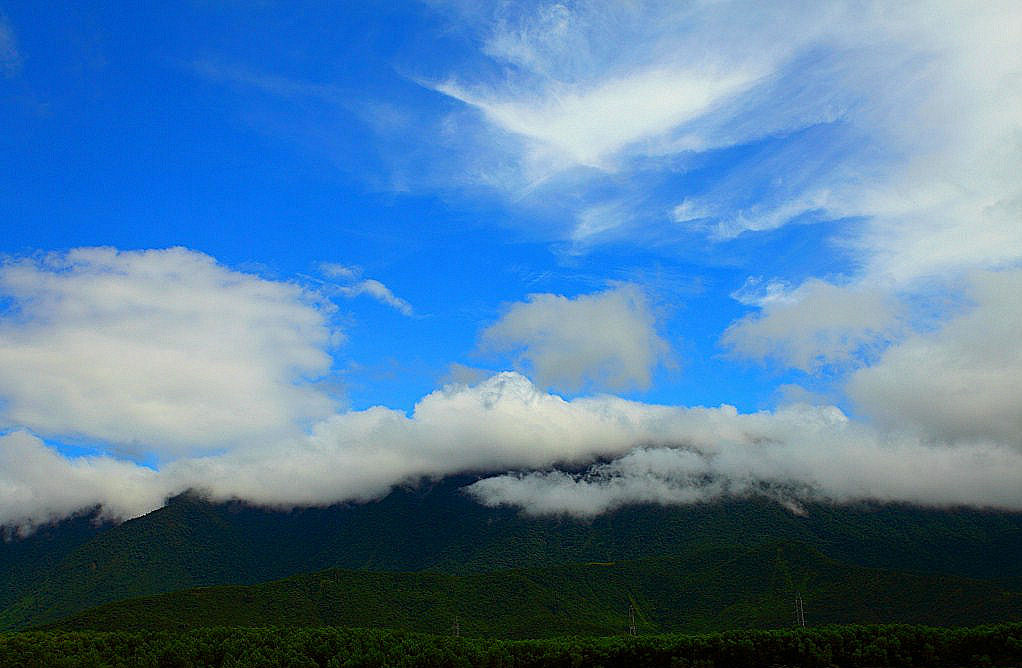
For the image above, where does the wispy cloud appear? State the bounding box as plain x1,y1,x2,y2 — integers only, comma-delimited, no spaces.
339,279,414,317
191,59,344,103
0,12,22,78
317,262,414,316
436,66,756,174
422,1,1022,285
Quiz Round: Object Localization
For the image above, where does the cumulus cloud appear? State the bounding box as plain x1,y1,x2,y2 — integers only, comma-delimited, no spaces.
478,284,671,392
847,269,1022,447
721,279,904,372
0,247,337,457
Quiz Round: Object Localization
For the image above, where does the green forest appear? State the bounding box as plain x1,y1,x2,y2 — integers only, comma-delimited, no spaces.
3,623,1022,667
5,488,1022,666
36,543,1022,638
5,489,1022,633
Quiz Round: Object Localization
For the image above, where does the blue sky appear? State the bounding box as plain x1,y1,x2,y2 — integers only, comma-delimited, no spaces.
1,2,1021,527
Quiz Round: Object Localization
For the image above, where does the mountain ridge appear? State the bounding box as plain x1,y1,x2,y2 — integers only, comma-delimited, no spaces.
4,477,1022,631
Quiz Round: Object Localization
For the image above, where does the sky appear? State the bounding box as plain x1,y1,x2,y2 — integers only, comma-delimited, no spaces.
1,1,1021,530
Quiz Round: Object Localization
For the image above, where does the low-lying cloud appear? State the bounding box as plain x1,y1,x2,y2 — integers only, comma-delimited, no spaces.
466,430,1022,519
5,368,1022,528
0,431,166,535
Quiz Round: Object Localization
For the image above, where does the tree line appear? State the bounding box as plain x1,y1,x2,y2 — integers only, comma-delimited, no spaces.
1,622,1021,667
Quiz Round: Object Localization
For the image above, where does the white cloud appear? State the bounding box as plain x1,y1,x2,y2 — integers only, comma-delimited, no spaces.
317,262,413,316
4,368,1022,528
436,66,756,172
721,279,904,373
467,432,1022,518
338,279,414,316
319,262,360,280
478,284,671,392
847,269,1022,447
169,371,683,507
0,247,337,457
847,4,1022,282
424,2,1022,288
426,2,839,194
0,431,167,532
190,369,1022,516
729,276,794,308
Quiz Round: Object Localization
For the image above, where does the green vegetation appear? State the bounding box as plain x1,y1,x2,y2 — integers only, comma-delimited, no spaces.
38,543,1022,637
0,512,108,612
4,481,1022,632
3,623,1022,667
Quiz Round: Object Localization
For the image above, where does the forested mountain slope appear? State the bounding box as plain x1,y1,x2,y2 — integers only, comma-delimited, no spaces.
3,476,1022,630
41,543,1022,637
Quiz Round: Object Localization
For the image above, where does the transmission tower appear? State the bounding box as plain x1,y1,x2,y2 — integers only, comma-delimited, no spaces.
793,593,806,628
628,603,637,636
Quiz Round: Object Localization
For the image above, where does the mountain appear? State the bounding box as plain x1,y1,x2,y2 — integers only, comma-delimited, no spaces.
40,543,1022,637
3,476,1022,631
0,512,110,613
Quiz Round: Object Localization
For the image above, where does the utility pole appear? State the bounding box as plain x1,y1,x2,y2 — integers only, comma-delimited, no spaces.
628,603,637,636
793,593,806,628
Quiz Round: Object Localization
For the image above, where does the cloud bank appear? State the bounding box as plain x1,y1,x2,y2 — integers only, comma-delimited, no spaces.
6,365,1022,528
466,434,1022,519
0,431,166,535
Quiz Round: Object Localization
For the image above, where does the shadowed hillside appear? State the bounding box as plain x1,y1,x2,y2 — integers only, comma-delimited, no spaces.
40,543,1022,637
